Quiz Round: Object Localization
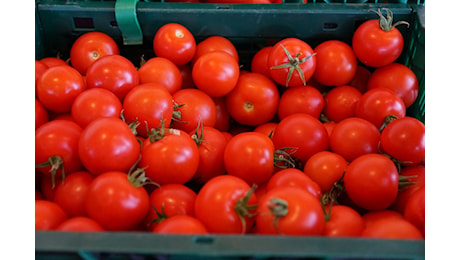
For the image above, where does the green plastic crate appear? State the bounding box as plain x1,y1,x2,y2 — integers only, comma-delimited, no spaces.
35,0,425,259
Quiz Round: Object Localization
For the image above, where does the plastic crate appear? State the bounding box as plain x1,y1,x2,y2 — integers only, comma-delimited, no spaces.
35,0,425,259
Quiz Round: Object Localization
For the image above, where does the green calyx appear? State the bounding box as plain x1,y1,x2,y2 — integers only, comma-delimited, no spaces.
371,8,410,31
234,185,258,234
35,155,65,188
267,198,289,234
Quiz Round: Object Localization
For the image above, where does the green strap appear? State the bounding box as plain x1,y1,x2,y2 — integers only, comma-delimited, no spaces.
115,0,143,45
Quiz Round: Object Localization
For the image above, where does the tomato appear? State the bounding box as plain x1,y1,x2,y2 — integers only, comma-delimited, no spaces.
322,121,336,138
39,174,62,201
56,217,104,232
367,63,419,107
70,31,120,75
35,99,49,130
40,57,69,68
35,120,83,185
122,83,174,138
324,205,365,237
348,65,371,93
140,128,200,185
179,64,195,89
85,170,150,231
267,38,316,87
191,36,239,65
71,88,123,129
352,8,408,68
361,217,423,239
195,175,257,234
403,186,425,236
35,200,68,230
313,40,357,86
85,54,139,101
362,209,404,227
212,97,231,132
78,117,141,175
153,23,196,66
35,60,49,95
224,132,275,186
225,72,280,126
253,122,278,138
278,85,324,120
53,171,94,217
153,215,208,234
138,57,183,95
256,186,324,235
329,117,380,162
251,46,273,78
380,117,425,165
171,88,217,133
303,151,348,192
37,65,86,113
344,153,399,211
272,113,329,165
266,168,322,199
391,165,425,213
192,51,240,98
323,85,362,122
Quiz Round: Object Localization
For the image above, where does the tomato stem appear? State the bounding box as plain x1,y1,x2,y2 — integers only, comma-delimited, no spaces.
127,167,159,188
274,147,297,169
234,184,258,234
267,197,289,234
371,8,410,31
35,155,65,188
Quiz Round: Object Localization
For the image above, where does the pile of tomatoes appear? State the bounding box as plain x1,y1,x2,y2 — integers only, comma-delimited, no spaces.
35,8,425,240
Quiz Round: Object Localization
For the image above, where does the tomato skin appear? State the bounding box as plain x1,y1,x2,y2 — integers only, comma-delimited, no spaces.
253,122,278,138
78,117,141,175
153,215,208,234
35,99,49,130
56,217,104,232
225,72,280,126
191,36,239,65
323,85,362,123
348,65,371,93
154,23,196,66
212,97,231,132
35,60,49,95
35,200,68,230
85,171,150,231
138,57,183,95
362,210,404,227
251,46,273,78
380,117,425,165
324,205,365,237
53,171,94,217
256,186,324,236
391,165,425,214
70,32,120,75
278,86,324,120
37,65,86,113
361,217,423,240
403,186,425,236
194,175,257,234
313,40,357,86
40,57,69,68
266,168,322,199
303,151,348,192
344,154,399,211
322,121,336,138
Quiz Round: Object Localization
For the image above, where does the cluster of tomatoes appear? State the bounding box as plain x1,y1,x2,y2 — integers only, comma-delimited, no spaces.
35,8,424,240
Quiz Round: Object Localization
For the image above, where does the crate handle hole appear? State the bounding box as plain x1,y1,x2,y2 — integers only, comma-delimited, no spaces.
73,17,95,29
323,22,338,30
193,236,215,245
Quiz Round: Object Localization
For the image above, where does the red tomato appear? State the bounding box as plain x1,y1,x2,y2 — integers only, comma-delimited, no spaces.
253,122,278,138
191,36,239,65
85,171,150,231
278,85,324,120
323,85,362,122
329,117,380,162
36,189,44,200
35,200,68,230
35,60,49,94
70,32,120,75
256,186,324,235
391,165,425,214
35,99,49,130
362,210,404,227
195,175,258,234
37,65,86,113
324,205,365,237
138,57,183,94
85,54,139,101
352,8,408,67
39,174,62,201
78,117,141,175
40,57,69,68
266,168,322,199
313,40,357,86
71,88,123,129
212,97,231,132
303,151,348,192
122,83,174,138
179,64,195,89
153,23,196,66
361,217,423,239
322,121,336,138
268,38,316,87
380,117,425,165
153,215,208,234
56,217,104,232
367,63,419,107
171,88,217,133
251,46,273,78
404,186,425,236
344,153,399,211
225,72,280,126
192,51,240,98
53,171,94,217
348,65,371,93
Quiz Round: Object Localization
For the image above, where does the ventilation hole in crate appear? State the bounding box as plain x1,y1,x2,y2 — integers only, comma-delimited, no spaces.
193,236,214,244
73,17,94,29
110,21,118,28
323,22,338,30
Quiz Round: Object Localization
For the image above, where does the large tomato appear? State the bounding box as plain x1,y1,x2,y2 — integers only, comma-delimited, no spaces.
138,57,183,94
303,151,348,193
323,85,362,122
153,23,196,66
191,36,239,65
278,85,324,120
35,200,68,230
53,171,94,217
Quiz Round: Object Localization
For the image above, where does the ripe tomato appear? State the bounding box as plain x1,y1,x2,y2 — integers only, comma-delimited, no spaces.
225,72,280,126
153,215,208,234
85,171,150,231
251,46,273,78
191,36,239,65
179,64,195,89
39,174,62,201
40,57,69,68
313,40,357,86
256,186,324,235
303,151,348,192
348,65,371,93
268,38,316,87
224,132,275,186
70,32,119,75
138,57,183,95
380,116,425,165
71,88,123,129
35,60,49,94
253,122,278,138
122,83,174,138
352,8,408,67
391,165,425,214
323,85,362,122
85,54,139,101
53,171,94,217
266,168,322,199
35,200,68,230
153,23,196,66
56,217,104,232
362,209,404,227
322,121,336,137
37,65,86,113
403,186,425,236
78,117,141,175
278,85,324,120
367,63,419,107
324,205,365,237
212,97,231,132
361,217,423,239
195,175,258,234
35,99,49,130
171,88,217,133
192,51,240,98
344,153,399,211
